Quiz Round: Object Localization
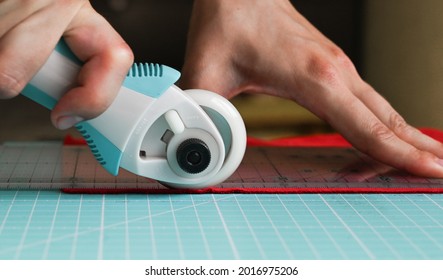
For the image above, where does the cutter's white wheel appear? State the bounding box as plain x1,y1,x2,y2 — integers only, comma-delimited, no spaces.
184,89,247,187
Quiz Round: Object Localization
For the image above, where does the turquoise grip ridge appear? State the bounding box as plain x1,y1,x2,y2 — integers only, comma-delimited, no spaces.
56,39,181,98
75,122,122,176
123,63,180,98
56,38,181,98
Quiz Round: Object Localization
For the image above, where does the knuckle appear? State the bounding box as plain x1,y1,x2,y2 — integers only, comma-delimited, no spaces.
0,70,25,99
329,45,354,69
368,121,396,144
388,112,410,135
106,42,134,69
307,53,340,86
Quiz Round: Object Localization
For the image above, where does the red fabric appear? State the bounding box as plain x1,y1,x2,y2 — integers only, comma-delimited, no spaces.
62,186,443,195
62,128,443,194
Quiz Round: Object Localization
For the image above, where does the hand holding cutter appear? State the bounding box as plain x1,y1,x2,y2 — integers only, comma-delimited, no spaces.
21,40,247,189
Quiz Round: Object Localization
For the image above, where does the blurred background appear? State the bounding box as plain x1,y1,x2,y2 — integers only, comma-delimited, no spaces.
0,0,442,142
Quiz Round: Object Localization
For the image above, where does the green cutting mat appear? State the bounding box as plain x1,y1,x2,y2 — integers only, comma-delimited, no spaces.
0,191,442,260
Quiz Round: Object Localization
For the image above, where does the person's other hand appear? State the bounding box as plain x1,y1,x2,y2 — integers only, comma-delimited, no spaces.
0,0,133,129
180,0,443,177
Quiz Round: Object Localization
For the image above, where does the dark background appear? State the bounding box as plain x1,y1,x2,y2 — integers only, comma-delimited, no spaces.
90,0,363,71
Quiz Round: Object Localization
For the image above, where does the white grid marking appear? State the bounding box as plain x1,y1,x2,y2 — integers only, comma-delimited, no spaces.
168,195,185,259
0,192,442,260
124,194,130,260
298,194,348,258
255,194,294,259
98,195,105,260
384,194,443,252
147,196,157,259
42,191,61,259
276,194,320,259
233,195,267,259
0,190,18,236
362,195,428,258
190,195,213,259
14,191,40,259
340,194,401,259
211,194,240,259
70,194,83,259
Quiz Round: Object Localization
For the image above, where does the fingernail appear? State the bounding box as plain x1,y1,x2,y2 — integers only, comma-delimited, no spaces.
56,115,84,130
437,159,443,167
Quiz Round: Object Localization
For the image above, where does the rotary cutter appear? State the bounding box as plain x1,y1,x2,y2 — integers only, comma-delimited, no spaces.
21,40,246,189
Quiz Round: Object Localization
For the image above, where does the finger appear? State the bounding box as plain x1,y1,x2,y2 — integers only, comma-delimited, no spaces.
0,0,50,36
315,87,443,178
51,6,133,129
0,3,80,99
353,82,443,158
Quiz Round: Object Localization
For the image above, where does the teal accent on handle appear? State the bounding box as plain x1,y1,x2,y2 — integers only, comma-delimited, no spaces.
21,84,57,110
55,38,82,65
54,40,181,98
75,122,123,176
123,63,180,98
55,39,181,97
21,39,81,110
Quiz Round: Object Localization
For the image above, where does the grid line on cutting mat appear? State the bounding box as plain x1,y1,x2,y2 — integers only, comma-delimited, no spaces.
1,191,442,259
0,143,442,259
